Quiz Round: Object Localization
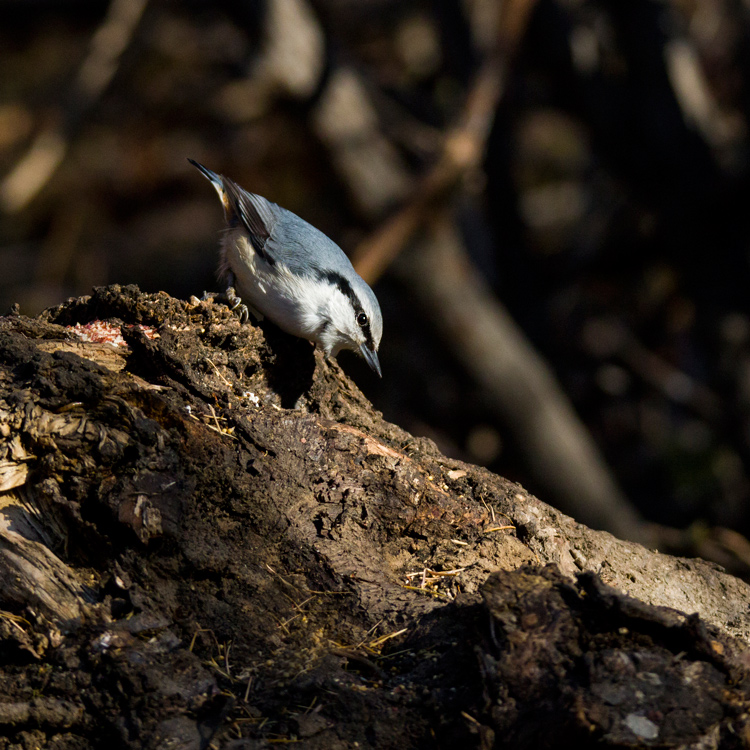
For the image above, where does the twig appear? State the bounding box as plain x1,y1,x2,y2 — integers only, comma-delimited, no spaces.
351,57,502,284
352,0,540,284
205,358,232,388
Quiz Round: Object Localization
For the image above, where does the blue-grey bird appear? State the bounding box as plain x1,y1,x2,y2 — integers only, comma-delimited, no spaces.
189,159,382,377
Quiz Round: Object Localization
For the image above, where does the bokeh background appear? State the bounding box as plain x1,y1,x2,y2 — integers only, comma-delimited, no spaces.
4,0,750,571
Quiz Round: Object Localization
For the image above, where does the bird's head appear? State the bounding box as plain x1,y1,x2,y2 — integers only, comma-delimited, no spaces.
316,270,382,377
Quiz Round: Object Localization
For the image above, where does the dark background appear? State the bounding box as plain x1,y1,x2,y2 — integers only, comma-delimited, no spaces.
3,0,750,568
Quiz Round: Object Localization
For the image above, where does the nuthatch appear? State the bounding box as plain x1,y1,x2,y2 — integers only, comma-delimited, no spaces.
190,159,382,377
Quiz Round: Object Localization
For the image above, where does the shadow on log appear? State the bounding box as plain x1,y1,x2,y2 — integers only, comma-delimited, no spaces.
2,285,750,749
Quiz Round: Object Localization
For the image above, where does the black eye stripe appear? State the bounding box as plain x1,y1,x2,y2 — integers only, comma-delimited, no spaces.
316,270,375,350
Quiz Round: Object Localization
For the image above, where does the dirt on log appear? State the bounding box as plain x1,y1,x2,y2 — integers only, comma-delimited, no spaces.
3,285,750,750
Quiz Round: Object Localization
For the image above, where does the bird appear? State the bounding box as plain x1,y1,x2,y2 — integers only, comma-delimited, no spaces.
189,159,382,377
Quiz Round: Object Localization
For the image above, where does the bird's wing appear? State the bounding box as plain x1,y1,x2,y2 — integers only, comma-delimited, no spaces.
189,159,352,275
221,179,280,266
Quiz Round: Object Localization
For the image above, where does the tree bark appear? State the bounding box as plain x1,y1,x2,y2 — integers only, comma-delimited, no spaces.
1,285,750,749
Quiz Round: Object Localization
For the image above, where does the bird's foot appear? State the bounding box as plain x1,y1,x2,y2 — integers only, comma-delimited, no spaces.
202,287,250,323
223,286,250,323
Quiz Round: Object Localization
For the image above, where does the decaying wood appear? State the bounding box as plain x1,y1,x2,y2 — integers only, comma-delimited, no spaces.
2,285,750,749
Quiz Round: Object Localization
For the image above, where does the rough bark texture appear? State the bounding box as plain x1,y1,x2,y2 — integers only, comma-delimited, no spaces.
2,285,750,749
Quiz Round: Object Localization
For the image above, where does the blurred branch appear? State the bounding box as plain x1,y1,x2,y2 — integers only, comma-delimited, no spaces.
0,130,67,215
351,58,501,282
0,0,149,214
351,0,539,284
665,37,737,151
313,67,414,219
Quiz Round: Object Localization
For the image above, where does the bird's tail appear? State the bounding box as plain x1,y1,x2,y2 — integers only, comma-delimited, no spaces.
188,158,222,187
188,158,233,216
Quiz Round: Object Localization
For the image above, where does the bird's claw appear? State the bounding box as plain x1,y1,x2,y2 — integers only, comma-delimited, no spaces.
225,286,242,310
202,280,258,323
200,287,249,323
224,286,250,323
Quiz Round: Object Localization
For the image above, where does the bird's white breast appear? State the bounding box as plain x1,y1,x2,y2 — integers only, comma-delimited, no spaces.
221,229,347,347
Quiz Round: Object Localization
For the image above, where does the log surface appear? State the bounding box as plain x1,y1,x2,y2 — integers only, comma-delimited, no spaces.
1,285,750,749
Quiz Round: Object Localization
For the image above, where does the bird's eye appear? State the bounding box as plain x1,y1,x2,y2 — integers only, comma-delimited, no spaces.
356,312,368,327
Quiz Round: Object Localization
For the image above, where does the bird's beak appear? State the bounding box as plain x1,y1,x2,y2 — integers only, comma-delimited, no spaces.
359,343,382,378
